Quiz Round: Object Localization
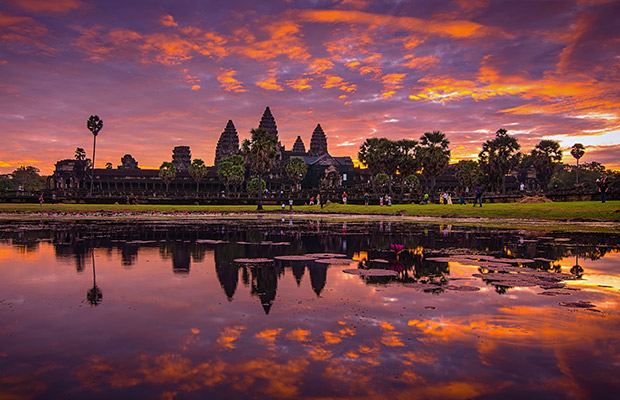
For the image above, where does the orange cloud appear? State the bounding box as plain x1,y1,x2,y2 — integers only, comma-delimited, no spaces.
73,18,227,65
298,9,507,39
306,58,334,74
323,75,357,93
217,69,247,93
286,77,312,91
255,328,282,342
160,15,179,27
216,325,246,350
286,328,311,342
402,54,440,70
234,20,310,62
255,77,284,91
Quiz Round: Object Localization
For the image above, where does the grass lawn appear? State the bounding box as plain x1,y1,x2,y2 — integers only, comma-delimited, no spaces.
0,201,618,221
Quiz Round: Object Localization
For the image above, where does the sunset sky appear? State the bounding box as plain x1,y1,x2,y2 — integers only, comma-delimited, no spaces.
1,0,619,175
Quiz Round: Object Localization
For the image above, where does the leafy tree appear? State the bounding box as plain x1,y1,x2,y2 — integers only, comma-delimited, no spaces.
87,115,103,196
247,177,266,196
374,173,389,189
478,128,520,194
11,166,45,191
358,138,399,196
241,128,278,210
285,157,308,189
418,131,450,200
188,158,208,193
395,139,419,203
158,161,176,192
570,143,585,184
218,155,245,195
531,139,562,190
75,147,86,161
105,162,113,169
455,160,481,189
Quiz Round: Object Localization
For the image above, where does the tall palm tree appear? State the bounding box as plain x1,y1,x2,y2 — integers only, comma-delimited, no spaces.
418,131,451,201
241,128,278,210
87,115,103,196
188,158,208,193
570,143,585,184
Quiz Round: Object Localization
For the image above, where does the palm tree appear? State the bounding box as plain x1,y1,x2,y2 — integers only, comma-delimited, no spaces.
75,147,86,161
241,128,278,210
87,115,103,196
188,158,208,193
159,161,176,192
570,143,585,184
478,128,520,194
418,131,450,201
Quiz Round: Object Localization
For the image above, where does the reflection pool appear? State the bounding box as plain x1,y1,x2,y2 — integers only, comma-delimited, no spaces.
1,219,619,399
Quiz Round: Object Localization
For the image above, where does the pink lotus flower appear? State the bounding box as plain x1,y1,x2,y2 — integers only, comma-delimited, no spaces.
390,243,405,254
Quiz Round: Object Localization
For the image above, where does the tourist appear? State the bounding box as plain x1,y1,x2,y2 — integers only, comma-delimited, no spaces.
520,182,525,191
39,194,43,206
447,193,452,205
289,198,293,211
51,193,56,204
342,191,347,205
364,192,369,206
599,177,609,203
387,195,392,206
309,196,315,205
424,193,429,204
460,189,466,205
281,202,286,210
380,195,384,206
474,185,483,207
316,194,321,206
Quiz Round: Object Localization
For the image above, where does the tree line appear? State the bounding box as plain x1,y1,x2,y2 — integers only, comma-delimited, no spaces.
357,128,613,199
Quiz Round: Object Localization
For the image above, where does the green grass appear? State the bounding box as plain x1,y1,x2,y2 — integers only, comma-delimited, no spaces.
298,201,620,221
0,201,618,221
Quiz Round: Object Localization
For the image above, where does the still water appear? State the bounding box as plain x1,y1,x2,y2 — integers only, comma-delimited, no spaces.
1,218,619,399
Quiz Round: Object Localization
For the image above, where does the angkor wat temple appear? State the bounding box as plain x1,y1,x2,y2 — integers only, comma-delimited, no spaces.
51,107,371,196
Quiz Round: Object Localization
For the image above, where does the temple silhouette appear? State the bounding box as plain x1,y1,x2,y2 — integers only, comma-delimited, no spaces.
51,107,369,196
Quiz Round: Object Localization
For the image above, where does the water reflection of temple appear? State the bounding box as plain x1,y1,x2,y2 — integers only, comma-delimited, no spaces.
2,221,619,310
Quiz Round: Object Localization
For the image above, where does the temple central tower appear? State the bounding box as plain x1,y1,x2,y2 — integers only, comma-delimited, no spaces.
258,106,278,140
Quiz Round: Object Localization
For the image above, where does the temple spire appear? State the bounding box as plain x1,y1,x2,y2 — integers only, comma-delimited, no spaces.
309,124,328,156
258,106,278,140
292,136,306,153
214,120,239,165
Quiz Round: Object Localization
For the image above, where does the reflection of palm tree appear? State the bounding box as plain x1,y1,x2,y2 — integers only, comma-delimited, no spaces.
87,250,102,306
570,255,584,278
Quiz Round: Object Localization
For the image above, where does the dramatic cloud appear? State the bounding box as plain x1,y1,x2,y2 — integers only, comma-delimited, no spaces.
0,0,618,174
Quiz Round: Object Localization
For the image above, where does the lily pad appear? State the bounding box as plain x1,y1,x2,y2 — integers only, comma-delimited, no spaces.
234,258,273,264
274,255,316,261
343,269,398,276
306,253,347,258
443,285,480,292
196,239,229,244
559,300,596,309
315,258,354,264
